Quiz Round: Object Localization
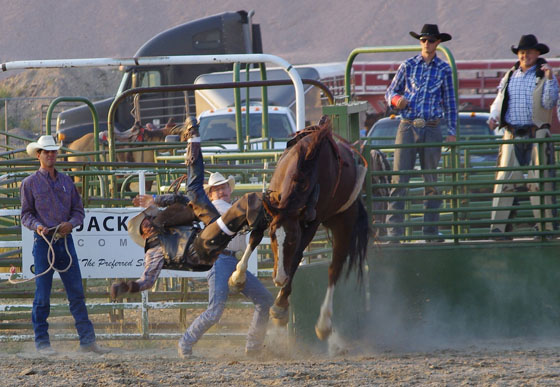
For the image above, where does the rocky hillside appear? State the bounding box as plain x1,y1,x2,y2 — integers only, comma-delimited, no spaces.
1,0,559,133
0,68,121,133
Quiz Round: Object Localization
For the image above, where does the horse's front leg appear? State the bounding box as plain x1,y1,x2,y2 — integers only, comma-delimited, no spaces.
270,280,292,326
270,222,318,326
228,228,264,293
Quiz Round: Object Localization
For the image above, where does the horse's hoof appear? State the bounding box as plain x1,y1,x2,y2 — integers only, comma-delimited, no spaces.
270,304,289,326
272,314,289,326
315,324,332,341
227,277,244,294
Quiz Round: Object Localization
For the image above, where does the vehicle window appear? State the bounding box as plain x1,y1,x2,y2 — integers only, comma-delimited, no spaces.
251,114,293,139
368,120,399,146
137,71,162,88
199,113,294,142
458,117,491,136
193,29,222,50
199,117,237,141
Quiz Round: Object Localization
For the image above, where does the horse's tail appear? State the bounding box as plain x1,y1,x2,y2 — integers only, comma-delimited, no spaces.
346,199,370,282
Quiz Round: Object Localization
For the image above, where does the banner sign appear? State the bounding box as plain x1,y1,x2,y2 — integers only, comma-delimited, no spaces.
21,207,257,279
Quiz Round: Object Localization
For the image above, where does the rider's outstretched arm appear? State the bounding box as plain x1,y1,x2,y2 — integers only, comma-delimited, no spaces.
193,192,266,264
183,118,220,226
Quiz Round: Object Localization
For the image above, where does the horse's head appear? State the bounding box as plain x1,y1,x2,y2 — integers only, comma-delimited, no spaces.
264,191,302,287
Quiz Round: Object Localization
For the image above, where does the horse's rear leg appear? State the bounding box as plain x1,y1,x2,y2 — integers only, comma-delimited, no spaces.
228,228,264,293
315,284,335,340
314,246,347,340
315,214,355,340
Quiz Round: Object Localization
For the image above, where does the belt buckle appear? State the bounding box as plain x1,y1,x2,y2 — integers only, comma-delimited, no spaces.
412,118,426,128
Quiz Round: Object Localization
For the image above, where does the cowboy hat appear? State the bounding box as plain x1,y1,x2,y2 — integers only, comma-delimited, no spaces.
511,34,549,55
26,135,61,157
127,206,160,247
409,24,452,42
203,171,235,193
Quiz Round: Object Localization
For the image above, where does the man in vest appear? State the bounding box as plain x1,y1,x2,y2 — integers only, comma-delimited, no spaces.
488,34,559,240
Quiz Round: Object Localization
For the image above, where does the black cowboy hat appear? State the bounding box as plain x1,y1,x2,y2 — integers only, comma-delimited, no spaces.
410,24,451,42
511,34,549,55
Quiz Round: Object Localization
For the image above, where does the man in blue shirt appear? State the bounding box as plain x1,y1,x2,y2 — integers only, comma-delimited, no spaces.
488,34,559,239
385,24,457,242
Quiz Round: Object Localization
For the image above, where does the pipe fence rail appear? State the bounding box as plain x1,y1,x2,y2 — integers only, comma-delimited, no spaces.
363,134,560,243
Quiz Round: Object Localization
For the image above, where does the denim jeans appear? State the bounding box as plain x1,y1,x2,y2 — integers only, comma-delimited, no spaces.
32,233,95,349
179,254,273,352
387,121,443,236
185,143,220,226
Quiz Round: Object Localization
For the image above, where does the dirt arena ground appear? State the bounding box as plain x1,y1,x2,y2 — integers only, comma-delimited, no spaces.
2,333,560,386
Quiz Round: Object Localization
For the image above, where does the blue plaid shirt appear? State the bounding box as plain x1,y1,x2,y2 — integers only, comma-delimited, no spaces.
386,54,457,135
503,65,559,126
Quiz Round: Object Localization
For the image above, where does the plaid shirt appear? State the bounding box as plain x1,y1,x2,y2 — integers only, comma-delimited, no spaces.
20,168,85,231
386,54,457,135
503,65,559,126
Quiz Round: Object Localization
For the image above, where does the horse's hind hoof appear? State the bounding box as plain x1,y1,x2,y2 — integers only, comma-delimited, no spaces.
270,304,289,326
228,277,245,294
315,324,332,341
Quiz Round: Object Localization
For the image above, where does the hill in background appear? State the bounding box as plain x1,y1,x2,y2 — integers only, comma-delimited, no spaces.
1,0,559,132
1,0,559,65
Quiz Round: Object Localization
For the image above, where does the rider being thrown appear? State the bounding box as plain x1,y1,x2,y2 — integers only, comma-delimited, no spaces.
110,117,266,298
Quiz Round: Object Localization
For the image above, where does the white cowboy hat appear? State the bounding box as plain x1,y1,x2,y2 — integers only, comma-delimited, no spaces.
127,206,160,247
26,135,61,157
204,171,235,193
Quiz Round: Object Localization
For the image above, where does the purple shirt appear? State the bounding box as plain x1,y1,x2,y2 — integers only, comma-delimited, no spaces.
20,168,85,232
136,245,165,291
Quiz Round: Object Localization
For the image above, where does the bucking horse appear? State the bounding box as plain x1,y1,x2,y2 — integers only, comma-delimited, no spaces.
225,117,369,340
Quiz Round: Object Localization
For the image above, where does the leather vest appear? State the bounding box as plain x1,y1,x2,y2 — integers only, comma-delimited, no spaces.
499,59,553,129
146,225,213,272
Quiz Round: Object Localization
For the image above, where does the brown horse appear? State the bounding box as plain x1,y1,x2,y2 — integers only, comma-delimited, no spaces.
233,123,369,340
67,124,173,190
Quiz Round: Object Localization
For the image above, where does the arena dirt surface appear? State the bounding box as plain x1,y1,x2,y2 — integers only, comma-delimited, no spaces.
2,335,560,386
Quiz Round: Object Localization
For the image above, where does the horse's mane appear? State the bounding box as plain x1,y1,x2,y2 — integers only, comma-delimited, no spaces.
275,126,340,218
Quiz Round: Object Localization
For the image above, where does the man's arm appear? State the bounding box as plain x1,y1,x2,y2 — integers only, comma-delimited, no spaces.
441,66,457,139
541,73,559,109
488,74,509,130
385,63,408,109
66,180,85,230
194,192,265,264
20,178,42,232
135,247,165,291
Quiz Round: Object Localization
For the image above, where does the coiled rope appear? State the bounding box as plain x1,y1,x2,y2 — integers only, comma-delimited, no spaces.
9,224,73,284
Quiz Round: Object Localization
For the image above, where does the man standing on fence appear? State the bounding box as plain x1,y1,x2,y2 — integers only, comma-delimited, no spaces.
111,117,273,358
487,34,558,239
20,135,109,355
384,24,457,243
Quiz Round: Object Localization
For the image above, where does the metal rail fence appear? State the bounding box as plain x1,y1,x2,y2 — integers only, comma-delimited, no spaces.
0,138,332,343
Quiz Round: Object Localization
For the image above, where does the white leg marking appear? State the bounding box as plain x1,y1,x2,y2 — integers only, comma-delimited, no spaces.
316,285,334,338
274,226,289,286
230,244,252,285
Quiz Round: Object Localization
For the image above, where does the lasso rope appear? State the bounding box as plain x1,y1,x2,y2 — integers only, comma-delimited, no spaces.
9,225,73,284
